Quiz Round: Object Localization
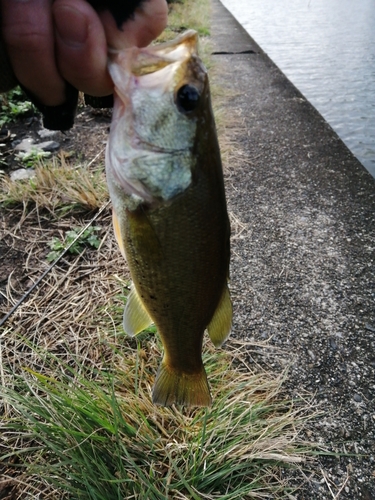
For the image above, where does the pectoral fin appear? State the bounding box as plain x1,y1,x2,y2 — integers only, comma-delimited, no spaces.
207,284,232,347
112,209,126,259
123,286,153,336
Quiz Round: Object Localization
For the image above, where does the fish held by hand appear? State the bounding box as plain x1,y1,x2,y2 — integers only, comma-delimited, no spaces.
106,30,232,407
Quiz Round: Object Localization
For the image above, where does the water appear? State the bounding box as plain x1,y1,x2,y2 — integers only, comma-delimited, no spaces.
220,0,375,177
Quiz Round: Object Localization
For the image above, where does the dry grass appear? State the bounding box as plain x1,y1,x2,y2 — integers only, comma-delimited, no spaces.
0,246,316,498
159,0,211,42
0,200,318,498
0,191,318,498
0,152,107,214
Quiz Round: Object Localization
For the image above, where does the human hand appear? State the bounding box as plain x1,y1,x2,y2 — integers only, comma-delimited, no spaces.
1,0,168,107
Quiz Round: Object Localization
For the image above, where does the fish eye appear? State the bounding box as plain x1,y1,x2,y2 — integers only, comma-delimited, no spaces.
175,85,200,113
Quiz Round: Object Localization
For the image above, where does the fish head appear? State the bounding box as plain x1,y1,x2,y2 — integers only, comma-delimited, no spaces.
106,30,210,209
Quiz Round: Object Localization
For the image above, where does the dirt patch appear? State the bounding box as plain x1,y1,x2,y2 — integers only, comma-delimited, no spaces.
0,105,111,173
0,104,110,309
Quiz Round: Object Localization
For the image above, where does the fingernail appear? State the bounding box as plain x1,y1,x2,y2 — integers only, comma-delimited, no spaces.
54,6,88,47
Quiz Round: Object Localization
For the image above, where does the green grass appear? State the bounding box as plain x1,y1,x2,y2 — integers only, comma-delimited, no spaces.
1,328,312,499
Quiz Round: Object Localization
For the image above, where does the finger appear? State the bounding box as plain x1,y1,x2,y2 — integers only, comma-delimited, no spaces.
99,0,168,50
1,0,66,106
53,0,112,97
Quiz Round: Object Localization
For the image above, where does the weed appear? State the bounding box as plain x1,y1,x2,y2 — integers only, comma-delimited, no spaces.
47,225,102,261
0,87,36,127
15,149,52,168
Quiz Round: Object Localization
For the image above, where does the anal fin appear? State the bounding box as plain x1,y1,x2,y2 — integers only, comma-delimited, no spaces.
123,286,153,336
207,284,232,347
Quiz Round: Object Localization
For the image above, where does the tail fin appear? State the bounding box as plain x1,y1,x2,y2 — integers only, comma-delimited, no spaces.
152,361,212,407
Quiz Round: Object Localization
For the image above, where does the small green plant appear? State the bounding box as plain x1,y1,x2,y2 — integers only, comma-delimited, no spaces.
47,225,102,261
15,148,52,167
0,87,36,127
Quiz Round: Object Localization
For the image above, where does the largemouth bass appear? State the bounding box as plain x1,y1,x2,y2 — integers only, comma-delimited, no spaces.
106,30,232,406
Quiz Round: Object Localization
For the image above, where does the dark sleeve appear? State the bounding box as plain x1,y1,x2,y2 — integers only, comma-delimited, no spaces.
0,9,18,93
0,5,80,128
0,0,146,130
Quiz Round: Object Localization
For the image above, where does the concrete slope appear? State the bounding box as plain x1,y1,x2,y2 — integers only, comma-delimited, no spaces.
211,0,375,498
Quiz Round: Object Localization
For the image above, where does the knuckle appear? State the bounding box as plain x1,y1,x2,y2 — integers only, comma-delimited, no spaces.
3,22,49,54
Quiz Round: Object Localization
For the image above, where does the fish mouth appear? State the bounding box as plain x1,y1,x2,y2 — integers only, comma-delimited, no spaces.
108,30,199,76
106,30,202,206
108,30,204,112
